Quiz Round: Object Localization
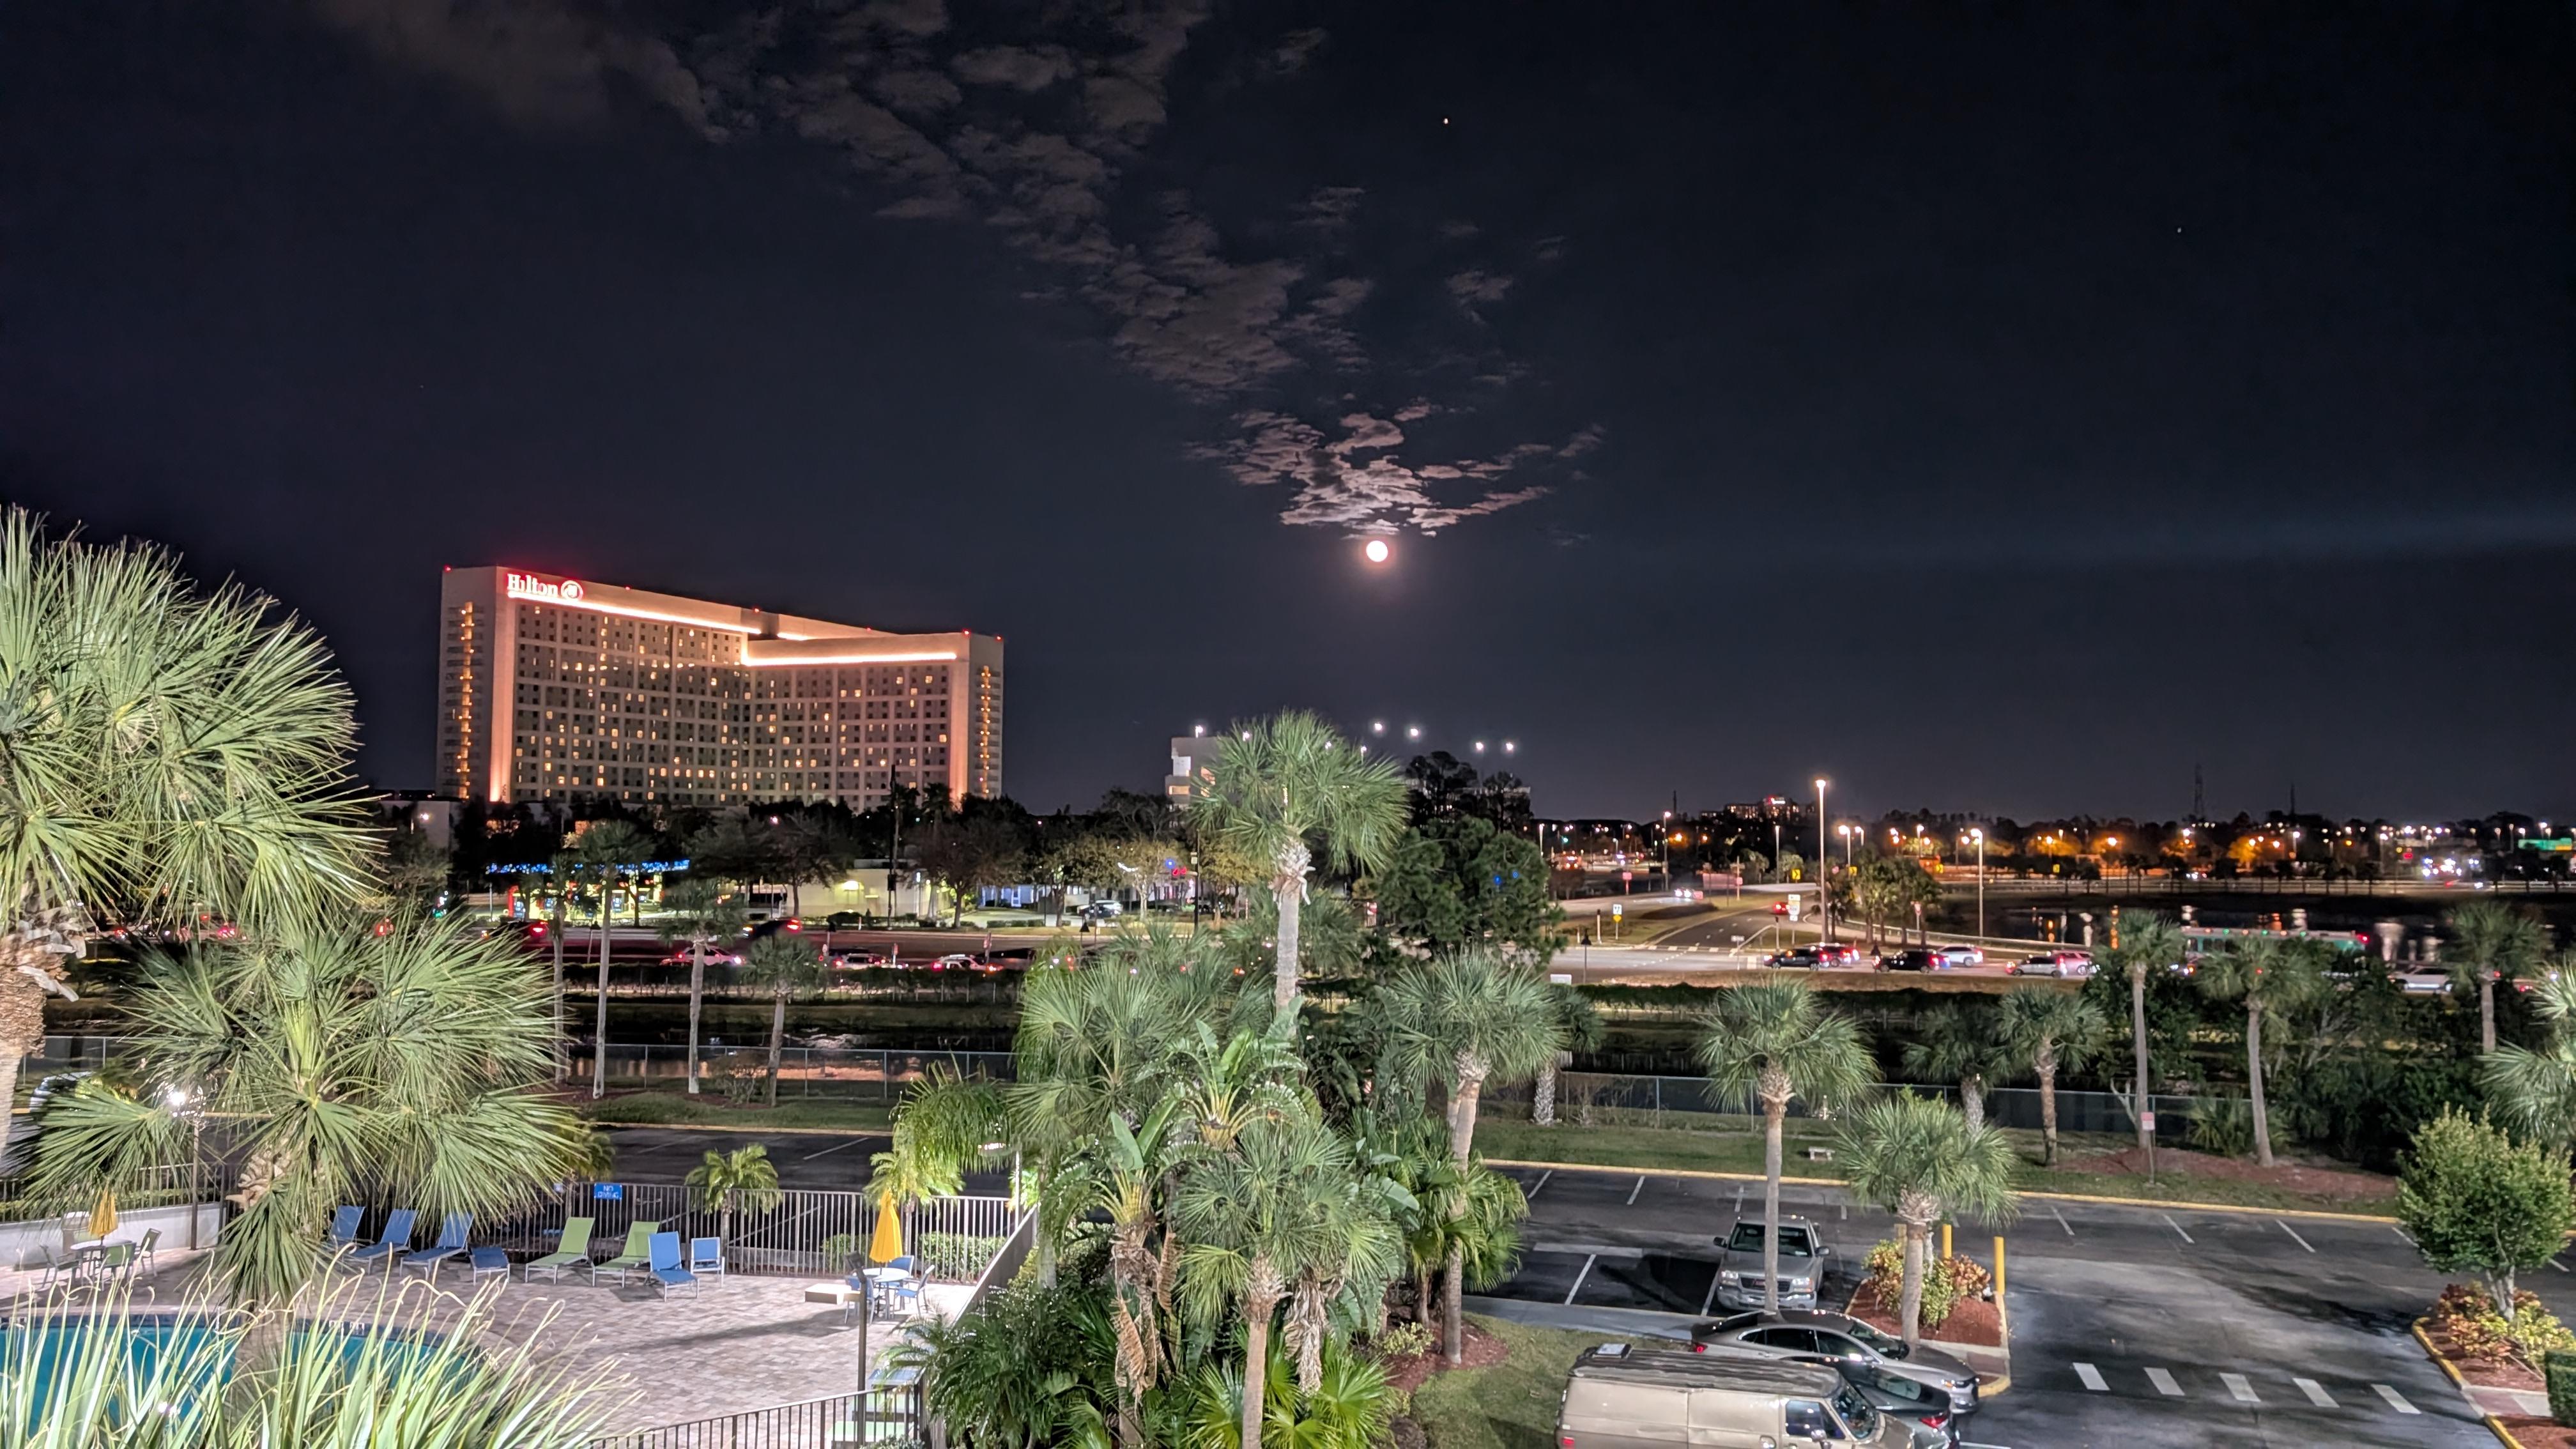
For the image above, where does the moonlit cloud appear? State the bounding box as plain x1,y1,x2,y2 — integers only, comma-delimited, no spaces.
298,0,1593,538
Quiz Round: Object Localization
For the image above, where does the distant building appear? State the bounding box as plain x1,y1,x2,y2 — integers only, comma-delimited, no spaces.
1167,732,1217,801
434,566,1001,810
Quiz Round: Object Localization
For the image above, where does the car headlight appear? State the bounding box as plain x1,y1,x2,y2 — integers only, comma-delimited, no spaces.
1718,1271,1742,1285
1788,1278,1813,1292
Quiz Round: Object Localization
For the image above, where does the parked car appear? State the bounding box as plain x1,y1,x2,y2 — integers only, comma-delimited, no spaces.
1931,945,1984,969
660,947,744,967
830,949,887,969
1813,943,1866,969
1690,1309,1981,1416
1080,901,1124,921
1832,1361,1960,1446
1559,1343,1912,1449
2393,965,2453,995
934,953,979,971
1879,949,1939,972
1762,947,1825,970
1713,1216,1835,1311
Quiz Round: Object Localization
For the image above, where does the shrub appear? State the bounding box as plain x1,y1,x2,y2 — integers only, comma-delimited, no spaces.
2547,1350,2576,1427
2189,1096,2255,1158
2400,1110,2576,1320
914,1231,1006,1282
2433,1284,2576,1373
1370,1321,1434,1363
1864,1240,1959,1330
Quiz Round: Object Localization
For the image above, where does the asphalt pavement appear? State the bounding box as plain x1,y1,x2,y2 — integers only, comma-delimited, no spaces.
599,1126,1011,1197
1478,1162,2513,1449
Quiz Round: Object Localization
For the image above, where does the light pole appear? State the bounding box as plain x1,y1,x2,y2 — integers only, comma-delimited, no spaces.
164,1085,205,1248
1814,779,1829,942
1662,809,1674,891
1970,829,1986,939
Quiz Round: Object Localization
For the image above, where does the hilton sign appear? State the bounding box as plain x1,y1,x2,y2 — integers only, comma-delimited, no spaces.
505,572,585,604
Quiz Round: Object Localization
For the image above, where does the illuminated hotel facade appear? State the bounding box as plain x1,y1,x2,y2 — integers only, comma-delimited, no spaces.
434,567,1002,810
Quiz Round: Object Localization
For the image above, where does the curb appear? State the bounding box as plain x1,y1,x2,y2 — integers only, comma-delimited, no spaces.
2414,1315,2540,1448
1482,1156,2398,1222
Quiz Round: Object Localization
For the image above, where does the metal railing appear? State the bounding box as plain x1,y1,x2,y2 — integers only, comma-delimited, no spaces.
595,1390,921,1449
565,1046,1017,1101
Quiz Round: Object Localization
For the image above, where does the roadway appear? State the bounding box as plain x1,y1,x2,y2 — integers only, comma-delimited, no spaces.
1476,1162,2510,1448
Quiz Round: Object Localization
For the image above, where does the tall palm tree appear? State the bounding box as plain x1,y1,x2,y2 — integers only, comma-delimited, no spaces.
1898,1003,2016,1130
1999,986,2110,1165
1175,1106,1358,1449
2099,911,2182,1156
1695,979,1875,1314
1836,1092,2019,1348
1092,1100,1182,1449
29,912,591,1304
740,934,829,1107
1530,983,1606,1126
2450,900,2549,1054
576,821,653,1099
0,512,376,1117
686,1144,783,1261
2195,937,2327,1167
1382,949,1564,1362
544,849,578,1082
1187,712,1407,1015
659,879,746,1096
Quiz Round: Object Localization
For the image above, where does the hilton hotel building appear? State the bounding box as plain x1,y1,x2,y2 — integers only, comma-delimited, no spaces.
434,567,1002,810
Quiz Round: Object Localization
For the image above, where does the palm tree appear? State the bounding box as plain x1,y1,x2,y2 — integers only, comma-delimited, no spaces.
686,1144,783,1263
1175,1106,1360,1449
2481,970,2576,1145
1898,1003,2016,1130
544,849,578,1082
2450,900,2549,1054
576,820,653,1099
30,912,591,1304
740,934,829,1107
2098,911,2182,1157
0,512,376,1119
1836,1092,2019,1348
1695,979,1875,1314
659,880,746,1096
2194,937,2327,1167
1530,983,1606,1126
1187,711,1407,1015
1092,1100,1182,1448
1999,986,2110,1165
1381,949,1564,1362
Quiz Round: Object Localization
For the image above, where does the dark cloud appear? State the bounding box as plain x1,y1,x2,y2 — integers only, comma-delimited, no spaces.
300,0,1588,538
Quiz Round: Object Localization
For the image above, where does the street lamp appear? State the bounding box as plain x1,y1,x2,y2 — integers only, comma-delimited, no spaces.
1814,779,1829,942
1969,829,1986,938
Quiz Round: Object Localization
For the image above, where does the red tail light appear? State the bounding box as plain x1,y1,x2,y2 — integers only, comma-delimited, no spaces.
1690,1342,1706,1353
1919,1414,1946,1427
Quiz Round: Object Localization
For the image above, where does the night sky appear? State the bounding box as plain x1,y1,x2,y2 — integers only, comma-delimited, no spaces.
4,2,2570,821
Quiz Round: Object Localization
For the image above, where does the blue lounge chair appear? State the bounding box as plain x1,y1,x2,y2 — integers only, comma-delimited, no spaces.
647,1231,696,1299
403,1213,472,1278
325,1206,364,1252
468,1246,512,1285
346,1209,417,1273
687,1236,726,1281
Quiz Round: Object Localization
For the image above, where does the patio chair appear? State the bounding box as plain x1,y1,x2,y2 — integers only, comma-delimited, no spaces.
523,1217,594,1283
885,1275,922,1319
468,1246,512,1285
686,1236,726,1281
346,1209,417,1273
595,1222,659,1285
88,1243,135,1287
324,1206,364,1252
403,1213,473,1278
31,1243,78,1292
134,1229,161,1276
646,1231,696,1300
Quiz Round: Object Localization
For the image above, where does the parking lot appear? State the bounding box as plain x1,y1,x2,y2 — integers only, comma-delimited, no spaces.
1478,1163,2510,1448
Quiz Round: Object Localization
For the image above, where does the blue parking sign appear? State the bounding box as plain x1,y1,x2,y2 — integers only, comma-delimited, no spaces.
592,1183,624,1200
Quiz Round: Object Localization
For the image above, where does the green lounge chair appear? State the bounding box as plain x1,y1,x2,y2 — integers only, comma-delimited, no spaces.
596,1221,659,1285
523,1217,595,1282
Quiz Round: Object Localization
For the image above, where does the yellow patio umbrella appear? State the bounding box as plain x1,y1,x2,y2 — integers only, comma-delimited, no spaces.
85,1190,118,1242
869,1194,903,1264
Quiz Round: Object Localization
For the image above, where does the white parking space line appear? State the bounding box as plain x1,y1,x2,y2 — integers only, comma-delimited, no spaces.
2220,1373,2258,1403
799,1138,867,1160
2161,1214,2194,1245
1530,1170,1552,1198
2392,1225,2414,1246
2293,1378,2335,1407
2372,1383,2419,1414
2275,1219,2315,1253
1699,1271,1722,1317
2552,1256,2569,1274
2048,1204,2073,1236
2145,1367,2183,1397
1627,1175,1646,1206
2072,1362,2106,1392
1565,1254,1597,1305
1734,1183,1745,1213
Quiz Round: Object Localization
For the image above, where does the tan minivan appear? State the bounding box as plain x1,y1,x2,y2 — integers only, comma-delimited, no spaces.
1558,1343,1911,1449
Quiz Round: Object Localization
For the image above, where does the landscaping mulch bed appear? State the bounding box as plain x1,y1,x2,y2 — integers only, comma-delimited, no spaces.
1846,1282,2004,1349
2496,1417,2576,1447
2052,1144,2392,1204
1380,1322,1511,1393
2421,1321,2545,1393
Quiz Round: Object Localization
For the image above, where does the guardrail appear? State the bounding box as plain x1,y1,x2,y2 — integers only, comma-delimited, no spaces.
594,1390,919,1449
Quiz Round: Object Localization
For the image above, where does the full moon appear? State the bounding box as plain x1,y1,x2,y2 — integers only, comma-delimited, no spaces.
1363,537,1392,564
